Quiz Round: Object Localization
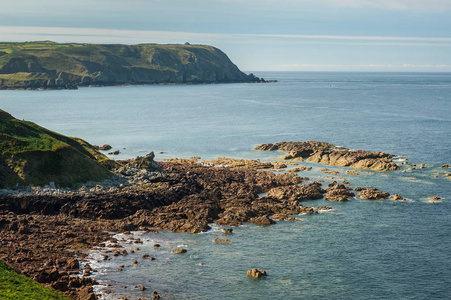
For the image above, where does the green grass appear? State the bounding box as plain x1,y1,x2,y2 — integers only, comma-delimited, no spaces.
0,259,71,300
0,109,118,188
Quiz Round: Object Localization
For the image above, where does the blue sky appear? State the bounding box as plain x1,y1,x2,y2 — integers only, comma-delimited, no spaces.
1,0,451,72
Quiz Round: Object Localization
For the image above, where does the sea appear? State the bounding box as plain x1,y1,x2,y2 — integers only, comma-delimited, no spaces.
1,72,450,299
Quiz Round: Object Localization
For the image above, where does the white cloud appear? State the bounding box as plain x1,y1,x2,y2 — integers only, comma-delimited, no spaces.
275,63,451,71
1,26,450,47
217,0,451,12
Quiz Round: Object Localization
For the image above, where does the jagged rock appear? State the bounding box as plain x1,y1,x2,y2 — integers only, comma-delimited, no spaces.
325,182,355,201
127,152,161,171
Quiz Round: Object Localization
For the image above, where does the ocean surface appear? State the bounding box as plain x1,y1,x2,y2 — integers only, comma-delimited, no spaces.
1,72,450,299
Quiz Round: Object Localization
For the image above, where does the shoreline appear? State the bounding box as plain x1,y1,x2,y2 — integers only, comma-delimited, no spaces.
0,156,333,299
0,79,277,91
1,143,446,299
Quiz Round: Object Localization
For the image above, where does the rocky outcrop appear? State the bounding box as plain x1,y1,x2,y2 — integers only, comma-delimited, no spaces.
254,141,335,156
266,182,325,201
254,141,399,171
308,150,398,171
357,188,390,200
325,182,355,201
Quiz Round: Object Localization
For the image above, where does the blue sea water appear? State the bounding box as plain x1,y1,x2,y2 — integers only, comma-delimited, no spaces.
1,72,450,299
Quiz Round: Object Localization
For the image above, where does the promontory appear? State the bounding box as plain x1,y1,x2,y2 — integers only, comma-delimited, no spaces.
0,41,264,89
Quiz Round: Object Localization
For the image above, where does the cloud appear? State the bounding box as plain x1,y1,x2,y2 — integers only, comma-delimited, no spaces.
276,63,451,71
216,0,451,12
1,26,450,47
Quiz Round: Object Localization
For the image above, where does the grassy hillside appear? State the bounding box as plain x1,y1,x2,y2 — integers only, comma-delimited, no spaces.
0,110,118,188
0,259,71,300
0,41,260,89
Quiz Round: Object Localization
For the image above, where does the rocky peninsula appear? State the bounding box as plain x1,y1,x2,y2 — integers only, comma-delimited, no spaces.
0,41,267,90
254,141,399,171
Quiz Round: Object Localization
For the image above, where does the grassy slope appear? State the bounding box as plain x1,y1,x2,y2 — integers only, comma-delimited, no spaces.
0,41,249,87
0,110,118,188
0,259,71,300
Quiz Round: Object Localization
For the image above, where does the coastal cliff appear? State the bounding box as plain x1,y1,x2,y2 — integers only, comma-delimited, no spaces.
0,41,263,89
0,110,117,188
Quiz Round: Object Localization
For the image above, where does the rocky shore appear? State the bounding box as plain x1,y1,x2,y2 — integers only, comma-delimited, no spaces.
0,153,332,299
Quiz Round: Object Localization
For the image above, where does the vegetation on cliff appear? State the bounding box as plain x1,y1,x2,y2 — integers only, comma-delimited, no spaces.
0,110,117,188
0,41,262,89
0,259,70,300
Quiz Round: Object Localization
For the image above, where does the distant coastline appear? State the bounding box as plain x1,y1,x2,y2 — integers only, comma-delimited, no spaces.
0,41,271,90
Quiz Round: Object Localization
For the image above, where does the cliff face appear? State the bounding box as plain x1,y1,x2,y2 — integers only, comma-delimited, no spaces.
0,110,118,188
0,41,261,89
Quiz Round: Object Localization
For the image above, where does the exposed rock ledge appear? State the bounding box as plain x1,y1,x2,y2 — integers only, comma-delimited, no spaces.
254,141,398,171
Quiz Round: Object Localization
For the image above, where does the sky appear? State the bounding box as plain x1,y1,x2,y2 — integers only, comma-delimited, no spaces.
1,0,451,72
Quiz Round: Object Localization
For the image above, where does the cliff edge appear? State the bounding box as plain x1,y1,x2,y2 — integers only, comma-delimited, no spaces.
0,41,264,89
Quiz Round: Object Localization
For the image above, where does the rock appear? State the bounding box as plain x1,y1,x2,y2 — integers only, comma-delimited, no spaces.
173,248,187,254
392,194,406,201
108,150,120,155
98,144,112,151
78,286,97,300
247,268,267,279
248,215,276,225
214,238,230,243
266,181,325,201
357,188,390,200
346,170,359,176
354,187,364,191
308,149,398,171
428,196,442,203
154,244,161,247
286,166,312,172
325,182,355,201
127,151,161,171
66,258,79,270
223,228,233,234
439,164,449,168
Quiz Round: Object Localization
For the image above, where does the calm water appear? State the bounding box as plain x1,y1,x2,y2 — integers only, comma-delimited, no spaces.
1,72,450,299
